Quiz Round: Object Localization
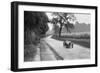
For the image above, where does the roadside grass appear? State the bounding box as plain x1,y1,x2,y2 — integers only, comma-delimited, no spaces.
52,35,90,48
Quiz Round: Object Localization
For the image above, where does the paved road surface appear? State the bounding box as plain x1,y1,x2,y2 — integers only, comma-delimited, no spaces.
31,36,90,61
44,36,90,60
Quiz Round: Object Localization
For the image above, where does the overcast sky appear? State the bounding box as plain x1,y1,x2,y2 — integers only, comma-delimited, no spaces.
74,14,91,24
46,13,91,24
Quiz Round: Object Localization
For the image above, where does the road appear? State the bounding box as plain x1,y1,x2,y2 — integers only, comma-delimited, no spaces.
39,36,90,61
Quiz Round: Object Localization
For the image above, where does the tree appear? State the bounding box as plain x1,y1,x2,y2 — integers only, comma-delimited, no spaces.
51,12,76,37
64,21,75,33
49,18,59,35
24,11,49,61
24,11,49,44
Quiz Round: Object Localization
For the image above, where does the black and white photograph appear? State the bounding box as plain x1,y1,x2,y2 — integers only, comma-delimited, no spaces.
24,11,91,62
11,2,97,71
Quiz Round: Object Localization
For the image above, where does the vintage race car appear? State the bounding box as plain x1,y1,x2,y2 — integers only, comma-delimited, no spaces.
63,40,73,48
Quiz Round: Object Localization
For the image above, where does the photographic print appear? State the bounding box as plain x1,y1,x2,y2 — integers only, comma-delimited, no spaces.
11,1,97,71
24,11,91,62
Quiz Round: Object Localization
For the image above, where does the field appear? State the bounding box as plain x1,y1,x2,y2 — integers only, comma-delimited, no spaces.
52,33,90,48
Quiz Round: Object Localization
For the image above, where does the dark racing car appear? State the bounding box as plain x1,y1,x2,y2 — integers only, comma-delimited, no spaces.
63,40,73,48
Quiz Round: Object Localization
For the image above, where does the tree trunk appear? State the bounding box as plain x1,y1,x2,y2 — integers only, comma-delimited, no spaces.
59,24,63,37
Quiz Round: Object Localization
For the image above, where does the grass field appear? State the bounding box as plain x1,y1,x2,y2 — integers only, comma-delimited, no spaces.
52,35,90,48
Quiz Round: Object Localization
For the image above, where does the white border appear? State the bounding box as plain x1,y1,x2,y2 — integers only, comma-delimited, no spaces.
18,5,96,68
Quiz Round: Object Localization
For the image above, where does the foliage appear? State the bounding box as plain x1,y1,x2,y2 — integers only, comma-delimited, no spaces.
53,33,90,39
50,12,76,37
24,11,49,44
24,11,49,61
24,11,49,37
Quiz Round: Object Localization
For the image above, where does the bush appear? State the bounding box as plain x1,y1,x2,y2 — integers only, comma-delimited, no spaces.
24,44,38,61
53,33,90,39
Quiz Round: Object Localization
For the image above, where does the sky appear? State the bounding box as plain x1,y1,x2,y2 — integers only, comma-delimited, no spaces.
46,13,91,24
74,14,91,24
46,12,91,31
